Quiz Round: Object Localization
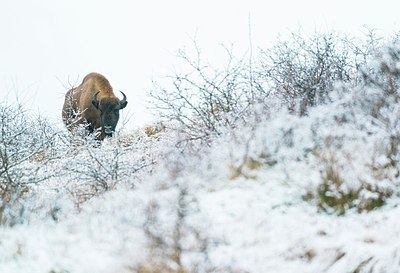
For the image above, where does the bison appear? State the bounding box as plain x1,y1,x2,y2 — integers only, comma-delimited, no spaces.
62,72,128,140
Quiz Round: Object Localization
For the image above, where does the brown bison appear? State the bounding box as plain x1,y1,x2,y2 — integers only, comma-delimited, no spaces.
62,72,128,140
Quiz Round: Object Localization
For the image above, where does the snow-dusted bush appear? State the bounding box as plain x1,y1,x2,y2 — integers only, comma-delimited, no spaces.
148,30,400,216
137,184,213,273
150,30,385,146
0,102,59,225
309,144,393,215
196,41,400,215
302,42,400,215
258,29,381,116
149,42,259,144
49,127,173,207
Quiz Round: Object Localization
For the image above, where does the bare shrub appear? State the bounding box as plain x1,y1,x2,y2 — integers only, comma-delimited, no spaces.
139,180,214,273
150,41,253,143
258,29,381,115
361,42,400,110
358,40,400,175
62,138,154,207
0,102,57,225
299,38,400,215
149,30,384,146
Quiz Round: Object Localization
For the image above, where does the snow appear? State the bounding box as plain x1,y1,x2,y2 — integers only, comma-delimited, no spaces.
2,44,400,273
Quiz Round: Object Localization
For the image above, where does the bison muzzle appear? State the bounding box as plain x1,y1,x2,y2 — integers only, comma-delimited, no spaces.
62,72,128,140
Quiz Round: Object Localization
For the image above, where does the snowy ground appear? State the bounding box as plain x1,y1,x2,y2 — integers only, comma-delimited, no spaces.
1,76,400,273
2,38,400,272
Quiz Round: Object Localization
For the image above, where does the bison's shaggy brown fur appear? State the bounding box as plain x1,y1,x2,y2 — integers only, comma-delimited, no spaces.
62,72,127,140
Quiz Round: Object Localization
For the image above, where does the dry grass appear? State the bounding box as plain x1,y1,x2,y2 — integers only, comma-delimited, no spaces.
144,122,166,139
134,262,192,273
305,146,392,215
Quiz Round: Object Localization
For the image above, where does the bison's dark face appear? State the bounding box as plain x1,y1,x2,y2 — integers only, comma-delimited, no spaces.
92,91,127,136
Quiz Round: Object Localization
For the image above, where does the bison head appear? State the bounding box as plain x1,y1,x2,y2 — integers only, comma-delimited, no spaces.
92,91,128,136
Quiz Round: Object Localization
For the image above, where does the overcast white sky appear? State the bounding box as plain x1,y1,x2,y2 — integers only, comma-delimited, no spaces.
1,0,400,128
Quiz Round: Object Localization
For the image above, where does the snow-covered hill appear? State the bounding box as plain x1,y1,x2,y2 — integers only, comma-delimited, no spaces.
1,35,400,273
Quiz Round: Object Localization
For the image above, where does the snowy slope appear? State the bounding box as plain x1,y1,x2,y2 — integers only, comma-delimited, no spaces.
2,36,400,273
1,74,400,273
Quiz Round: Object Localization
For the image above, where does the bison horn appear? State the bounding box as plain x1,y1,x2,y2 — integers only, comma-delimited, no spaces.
119,91,128,109
120,91,127,103
92,91,100,109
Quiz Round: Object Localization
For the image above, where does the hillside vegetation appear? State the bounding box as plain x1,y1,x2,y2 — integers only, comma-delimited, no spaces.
1,30,400,273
